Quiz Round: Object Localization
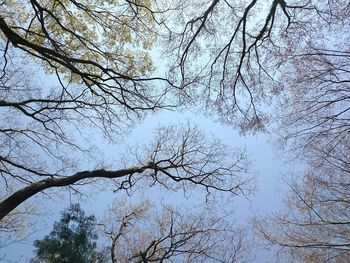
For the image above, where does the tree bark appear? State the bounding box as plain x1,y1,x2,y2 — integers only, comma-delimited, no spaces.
0,164,151,221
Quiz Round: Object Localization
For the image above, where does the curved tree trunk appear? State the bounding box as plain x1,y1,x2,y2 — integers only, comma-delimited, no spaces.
0,165,151,221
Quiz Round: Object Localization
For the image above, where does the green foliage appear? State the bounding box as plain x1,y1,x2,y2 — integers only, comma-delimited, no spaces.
31,204,106,263
0,0,156,79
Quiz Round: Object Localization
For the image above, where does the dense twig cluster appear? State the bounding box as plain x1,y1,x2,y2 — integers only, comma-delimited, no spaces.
101,200,248,262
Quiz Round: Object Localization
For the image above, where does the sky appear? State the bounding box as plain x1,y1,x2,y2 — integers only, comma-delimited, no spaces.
0,2,302,261
0,109,291,262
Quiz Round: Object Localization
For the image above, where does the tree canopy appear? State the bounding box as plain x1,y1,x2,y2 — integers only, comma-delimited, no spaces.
31,204,106,263
0,0,349,261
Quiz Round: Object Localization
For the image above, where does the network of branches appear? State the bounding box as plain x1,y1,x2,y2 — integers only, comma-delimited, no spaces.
0,0,349,262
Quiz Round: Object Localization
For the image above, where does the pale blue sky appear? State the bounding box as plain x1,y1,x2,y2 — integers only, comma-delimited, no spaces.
1,110,292,262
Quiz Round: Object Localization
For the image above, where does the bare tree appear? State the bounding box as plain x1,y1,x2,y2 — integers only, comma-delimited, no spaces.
0,0,175,111
0,116,251,219
4,0,347,134
101,200,249,263
0,201,37,250
223,1,350,261
255,141,350,262
2,0,348,140
0,2,255,250
2,0,349,260
163,0,309,130
274,1,350,157
253,6,350,255
156,0,350,134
